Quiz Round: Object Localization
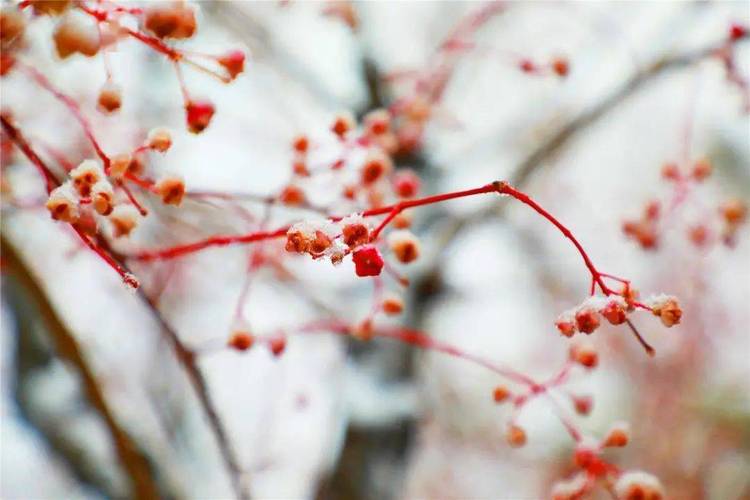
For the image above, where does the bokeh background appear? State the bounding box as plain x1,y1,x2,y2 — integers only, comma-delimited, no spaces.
2,1,749,499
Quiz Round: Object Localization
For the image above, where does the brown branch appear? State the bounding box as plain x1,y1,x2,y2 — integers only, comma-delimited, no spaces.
1,235,161,499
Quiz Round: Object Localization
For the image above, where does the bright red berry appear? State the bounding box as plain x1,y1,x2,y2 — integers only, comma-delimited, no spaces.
352,245,384,277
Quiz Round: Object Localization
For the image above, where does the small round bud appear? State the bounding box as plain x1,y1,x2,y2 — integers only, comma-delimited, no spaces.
392,170,420,198
352,245,384,277
109,153,132,178
144,2,196,40
555,318,577,337
551,56,569,77
505,424,526,448
730,23,747,41
1,7,26,48
388,230,420,264
691,158,712,181
361,151,393,185
574,308,600,334
570,343,598,369
97,81,122,114
268,335,287,357
147,128,172,152
382,294,404,315
660,162,680,181
109,204,139,237
614,471,665,500
602,421,630,448
228,331,254,351
648,295,682,327
719,198,747,225
363,109,391,136
601,299,627,325
91,180,114,215
70,160,104,197
292,134,309,154
331,112,355,139
572,395,592,415
279,184,306,206
185,100,215,134
492,385,510,403
217,49,245,80
31,0,71,16
155,176,185,206
341,214,370,248
53,14,100,59
46,183,80,223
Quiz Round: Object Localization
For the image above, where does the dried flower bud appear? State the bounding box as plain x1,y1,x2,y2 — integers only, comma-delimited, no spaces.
572,395,592,415
352,245,384,277
614,471,665,500
279,184,306,206
364,108,391,136
292,134,309,154
691,158,712,181
218,49,245,80
570,343,598,369
603,421,630,448
185,99,215,134
660,162,680,181
91,180,114,215
1,7,25,48
555,317,577,337
46,183,79,223
493,385,510,403
155,176,185,206
341,214,370,248
97,81,122,114
388,230,420,264
551,56,569,77
648,295,682,327
506,424,526,448
228,331,254,351
31,0,71,16
392,170,420,198
330,112,355,139
575,307,600,334
109,153,132,178
109,204,139,237
144,2,196,40
268,335,287,357
70,160,103,197
601,299,627,325
53,14,100,59
382,294,404,315
720,198,747,225
361,151,393,185
147,127,172,152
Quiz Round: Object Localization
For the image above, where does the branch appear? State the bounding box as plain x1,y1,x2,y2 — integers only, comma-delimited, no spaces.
1,236,161,499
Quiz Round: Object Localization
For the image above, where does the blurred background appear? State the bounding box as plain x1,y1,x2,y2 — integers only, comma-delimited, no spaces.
1,1,749,499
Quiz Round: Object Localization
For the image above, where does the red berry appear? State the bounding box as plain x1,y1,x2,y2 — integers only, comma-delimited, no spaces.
352,245,384,277
730,23,747,41
392,170,421,198
218,49,245,80
185,99,215,134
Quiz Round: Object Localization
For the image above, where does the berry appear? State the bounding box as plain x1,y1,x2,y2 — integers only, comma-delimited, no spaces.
729,23,747,41
155,176,185,206
720,198,747,225
185,99,215,134
268,336,287,357
97,82,122,114
109,204,139,238
506,424,526,448
147,128,172,152
279,184,306,206
228,331,254,351
601,299,627,325
144,2,196,40
648,295,682,327
0,7,26,48
361,151,393,185
572,395,592,415
109,153,132,178
382,294,404,315
363,109,390,136
555,318,577,337
46,183,79,223
551,56,569,77
70,160,104,197
91,180,114,215
392,170,420,198
575,307,600,334
330,112,354,139
493,385,510,403
292,134,309,154
352,245,384,277
31,1,71,17
388,230,421,264
570,343,598,369
614,471,665,500
602,421,630,448
218,50,245,80
341,215,370,248
53,14,100,59
691,158,712,181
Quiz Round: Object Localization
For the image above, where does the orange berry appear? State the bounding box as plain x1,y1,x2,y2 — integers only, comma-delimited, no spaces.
382,294,404,315
155,176,185,206
53,14,100,59
570,343,598,369
144,2,196,40
493,385,510,403
506,424,527,448
388,230,420,264
228,331,254,351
